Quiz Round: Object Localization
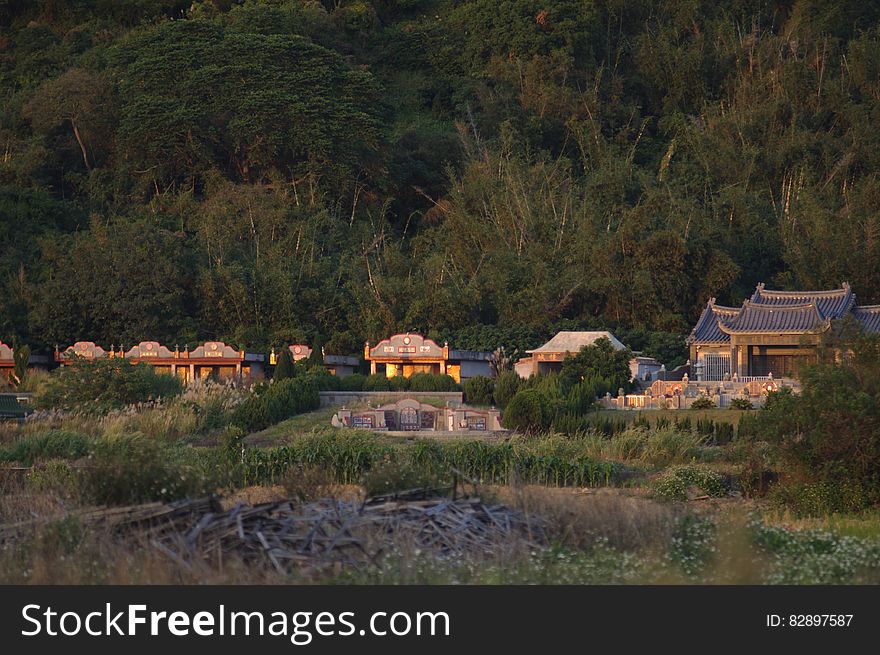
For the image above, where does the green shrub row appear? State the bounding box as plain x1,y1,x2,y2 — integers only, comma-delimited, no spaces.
231,377,320,432
462,375,494,405
313,372,460,393
504,374,615,433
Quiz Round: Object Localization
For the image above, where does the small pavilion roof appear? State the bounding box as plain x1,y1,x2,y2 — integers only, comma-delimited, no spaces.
527,331,626,354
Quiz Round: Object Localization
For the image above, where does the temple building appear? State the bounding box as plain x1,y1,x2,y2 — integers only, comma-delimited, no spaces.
269,344,360,377
55,341,265,382
364,333,492,383
514,331,626,378
687,283,880,380
0,341,49,383
0,342,17,382
513,331,661,381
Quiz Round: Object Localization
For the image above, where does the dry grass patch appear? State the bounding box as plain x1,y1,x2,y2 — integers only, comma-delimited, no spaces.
493,485,682,551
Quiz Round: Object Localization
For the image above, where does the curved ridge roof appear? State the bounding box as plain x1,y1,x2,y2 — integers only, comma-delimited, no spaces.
689,283,865,345
717,301,829,334
852,305,880,334
686,299,738,344
750,282,854,319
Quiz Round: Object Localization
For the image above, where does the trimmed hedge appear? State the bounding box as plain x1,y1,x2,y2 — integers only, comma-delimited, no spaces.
463,375,494,405
335,373,461,392
231,377,321,432
407,373,458,391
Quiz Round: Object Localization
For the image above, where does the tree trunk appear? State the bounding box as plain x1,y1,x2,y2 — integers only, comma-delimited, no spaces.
70,119,91,170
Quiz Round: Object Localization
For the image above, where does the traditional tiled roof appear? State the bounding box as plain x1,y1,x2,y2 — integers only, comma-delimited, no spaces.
0,395,29,419
717,301,829,334
527,331,626,354
686,300,739,344
750,282,855,319
852,306,880,333
689,283,864,344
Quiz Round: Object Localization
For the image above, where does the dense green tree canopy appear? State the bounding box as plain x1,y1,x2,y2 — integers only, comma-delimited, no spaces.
2,0,880,361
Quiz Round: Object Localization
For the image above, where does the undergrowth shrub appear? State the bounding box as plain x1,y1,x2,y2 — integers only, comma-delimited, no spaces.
338,374,367,391
729,397,753,410
0,430,90,465
493,371,522,409
231,377,320,432
502,388,548,433
79,435,216,505
360,460,449,497
752,522,880,584
654,465,726,501
407,373,459,392
735,441,777,498
741,335,880,515
388,375,408,391
25,460,78,496
667,515,717,577
307,370,343,391
36,359,182,413
463,375,494,405
280,465,333,502
769,479,875,517
363,374,391,391
690,396,715,410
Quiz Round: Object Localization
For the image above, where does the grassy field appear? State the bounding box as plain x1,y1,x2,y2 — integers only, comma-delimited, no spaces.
592,408,756,426
0,385,878,585
244,407,338,447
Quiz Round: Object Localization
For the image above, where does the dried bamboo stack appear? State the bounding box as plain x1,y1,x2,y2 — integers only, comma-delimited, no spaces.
0,492,547,575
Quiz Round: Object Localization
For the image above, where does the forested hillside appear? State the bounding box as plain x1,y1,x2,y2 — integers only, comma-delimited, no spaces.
2,0,879,362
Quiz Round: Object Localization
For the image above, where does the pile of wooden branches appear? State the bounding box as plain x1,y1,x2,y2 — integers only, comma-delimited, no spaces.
0,492,547,575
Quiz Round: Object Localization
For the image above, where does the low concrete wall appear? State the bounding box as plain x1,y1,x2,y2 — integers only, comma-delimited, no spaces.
318,391,463,408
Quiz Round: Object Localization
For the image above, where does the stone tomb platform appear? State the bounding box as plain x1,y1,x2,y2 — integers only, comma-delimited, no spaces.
333,397,503,433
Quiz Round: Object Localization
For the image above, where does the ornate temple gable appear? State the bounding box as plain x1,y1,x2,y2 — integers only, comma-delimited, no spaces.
188,341,242,360
367,333,445,360
124,341,175,359
852,305,880,333
0,341,13,363
61,341,109,359
750,282,855,319
686,299,739,345
717,301,829,335
288,344,313,361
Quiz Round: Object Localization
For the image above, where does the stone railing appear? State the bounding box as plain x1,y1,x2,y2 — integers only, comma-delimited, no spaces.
602,377,799,410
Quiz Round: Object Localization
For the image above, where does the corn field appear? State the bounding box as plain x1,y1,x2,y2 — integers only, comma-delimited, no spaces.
234,434,621,489
552,413,740,444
